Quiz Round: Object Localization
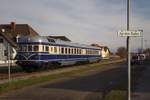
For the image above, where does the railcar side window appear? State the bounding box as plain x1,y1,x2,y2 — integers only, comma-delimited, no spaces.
74,48,76,54
58,47,60,53
71,48,73,54
54,47,57,53
79,49,81,54
33,46,39,52
43,45,45,52
46,46,49,52
51,47,53,52
61,48,64,54
77,48,79,54
68,48,70,54
65,48,67,54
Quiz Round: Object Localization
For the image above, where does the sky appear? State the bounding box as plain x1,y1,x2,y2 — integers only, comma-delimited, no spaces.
0,0,150,52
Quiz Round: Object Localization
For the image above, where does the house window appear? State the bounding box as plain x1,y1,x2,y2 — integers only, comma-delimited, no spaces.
4,50,8,56
0,38,3,43
22,45,27,51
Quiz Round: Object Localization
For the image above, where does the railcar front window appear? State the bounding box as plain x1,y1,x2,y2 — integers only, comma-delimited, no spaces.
68,48,70,54
28,45,32,51
22,45,27,52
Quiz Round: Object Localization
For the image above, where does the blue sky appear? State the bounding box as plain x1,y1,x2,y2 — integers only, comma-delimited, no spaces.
0,0,149,52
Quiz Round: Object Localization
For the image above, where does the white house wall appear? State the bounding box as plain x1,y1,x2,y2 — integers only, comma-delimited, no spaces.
0,36,16,64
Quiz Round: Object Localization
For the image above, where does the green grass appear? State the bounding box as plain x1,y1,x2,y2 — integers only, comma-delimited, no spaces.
104,90,127,100
0,59,124,95
0,73,65,94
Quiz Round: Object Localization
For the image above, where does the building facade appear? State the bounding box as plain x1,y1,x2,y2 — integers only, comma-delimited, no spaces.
0,22,39,64
91,44,110,59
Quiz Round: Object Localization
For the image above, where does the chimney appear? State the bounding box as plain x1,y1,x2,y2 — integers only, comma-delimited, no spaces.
10,21,16,31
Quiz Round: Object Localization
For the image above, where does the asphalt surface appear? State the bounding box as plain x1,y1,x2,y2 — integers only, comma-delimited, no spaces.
132,64,150,100
0,63,127,100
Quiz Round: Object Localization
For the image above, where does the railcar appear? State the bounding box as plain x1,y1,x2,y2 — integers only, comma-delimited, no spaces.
16,36,102,71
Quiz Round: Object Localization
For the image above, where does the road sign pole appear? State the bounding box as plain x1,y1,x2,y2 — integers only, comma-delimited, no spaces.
8,43,11,82
127,0,131,100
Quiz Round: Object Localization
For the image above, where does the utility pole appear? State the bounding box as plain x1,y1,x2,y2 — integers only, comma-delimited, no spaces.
127,0,131,100
144,39,147,49
141,36,144,53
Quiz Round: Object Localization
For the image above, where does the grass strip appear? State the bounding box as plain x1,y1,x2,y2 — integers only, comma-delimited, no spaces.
104,90,127,100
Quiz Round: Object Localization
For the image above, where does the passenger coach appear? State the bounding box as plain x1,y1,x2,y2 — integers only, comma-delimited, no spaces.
16,36,102,71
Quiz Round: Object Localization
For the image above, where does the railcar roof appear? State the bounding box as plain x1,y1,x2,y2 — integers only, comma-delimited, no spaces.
18,36,101,50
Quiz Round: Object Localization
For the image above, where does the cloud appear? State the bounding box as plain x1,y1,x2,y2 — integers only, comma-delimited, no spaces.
0,0,149,52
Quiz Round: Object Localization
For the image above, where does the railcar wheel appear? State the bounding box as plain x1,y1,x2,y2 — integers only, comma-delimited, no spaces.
52,62,61,69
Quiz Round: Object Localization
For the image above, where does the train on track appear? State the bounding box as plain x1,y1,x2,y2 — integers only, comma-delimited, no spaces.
16,36,102,71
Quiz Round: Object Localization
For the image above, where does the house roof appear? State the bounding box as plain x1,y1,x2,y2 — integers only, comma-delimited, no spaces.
48,36,71,42
0,22,39,47
91,43,110,52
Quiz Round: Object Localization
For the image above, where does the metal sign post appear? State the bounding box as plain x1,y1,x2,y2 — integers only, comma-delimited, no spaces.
118,1,142,99
118,30,142,100
8,43,11,82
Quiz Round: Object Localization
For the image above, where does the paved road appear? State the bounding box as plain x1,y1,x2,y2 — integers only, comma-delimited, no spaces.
0,63,127,100
132,64,150,100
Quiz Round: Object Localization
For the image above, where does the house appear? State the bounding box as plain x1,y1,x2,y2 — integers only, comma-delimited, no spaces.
91,44,110,59
0,22,39,64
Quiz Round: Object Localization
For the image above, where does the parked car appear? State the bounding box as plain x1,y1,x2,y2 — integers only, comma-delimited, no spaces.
131,54,146,65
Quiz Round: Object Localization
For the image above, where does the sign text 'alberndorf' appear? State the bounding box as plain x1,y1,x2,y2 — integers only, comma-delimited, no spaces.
118,30,142,37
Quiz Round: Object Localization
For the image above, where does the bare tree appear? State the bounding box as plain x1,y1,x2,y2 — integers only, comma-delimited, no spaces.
116,47,127,58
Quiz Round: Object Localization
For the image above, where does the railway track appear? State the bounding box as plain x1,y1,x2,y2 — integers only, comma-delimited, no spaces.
0,59,124,84
0,64,90,84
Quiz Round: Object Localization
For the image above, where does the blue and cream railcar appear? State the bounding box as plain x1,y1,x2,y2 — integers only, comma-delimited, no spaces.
16,36,102,70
